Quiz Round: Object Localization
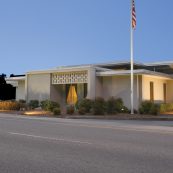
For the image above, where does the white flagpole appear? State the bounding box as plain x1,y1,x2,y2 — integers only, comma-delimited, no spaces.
130,0,134,114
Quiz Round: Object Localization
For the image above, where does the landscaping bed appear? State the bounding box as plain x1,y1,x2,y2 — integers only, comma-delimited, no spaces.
1,98,173,120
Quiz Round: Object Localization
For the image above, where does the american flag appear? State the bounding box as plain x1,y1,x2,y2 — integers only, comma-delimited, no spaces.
132,0,136,29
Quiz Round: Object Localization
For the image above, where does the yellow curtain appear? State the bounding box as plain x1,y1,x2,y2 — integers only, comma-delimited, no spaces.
67,85,78,105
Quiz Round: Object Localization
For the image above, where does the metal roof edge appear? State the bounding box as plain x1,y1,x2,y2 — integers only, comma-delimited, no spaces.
96,69,173,79
145,60,173,66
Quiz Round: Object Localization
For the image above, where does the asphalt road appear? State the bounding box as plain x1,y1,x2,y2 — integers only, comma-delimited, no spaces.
0,114,173,173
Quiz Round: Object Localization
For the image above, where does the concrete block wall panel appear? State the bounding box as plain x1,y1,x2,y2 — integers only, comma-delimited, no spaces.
50,84,66,107
26,74,51,102
16,80,25,100
101,75,139,110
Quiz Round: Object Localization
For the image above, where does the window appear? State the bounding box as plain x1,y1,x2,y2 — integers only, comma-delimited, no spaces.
150,82,154,102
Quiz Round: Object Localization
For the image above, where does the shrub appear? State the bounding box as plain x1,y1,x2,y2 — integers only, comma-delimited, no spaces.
40,100,60,112
114,98,124,112
76,99,93,113
150,104,160,115
160,103,173,113
18,100,27,110
18,99,26,104
121,106,130,113
0,101,20,110
29,100,39,109
78,107,86,115
139,101,160,115
106,97,128,114
92,97,106,115
106,97,117,114
66,105,75,115
53,107,61,116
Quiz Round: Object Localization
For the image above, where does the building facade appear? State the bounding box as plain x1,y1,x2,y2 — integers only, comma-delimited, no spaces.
6,61,173,110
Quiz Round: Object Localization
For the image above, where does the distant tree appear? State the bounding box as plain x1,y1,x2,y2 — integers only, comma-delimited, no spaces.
0,73,16,100
10,74,14,77
0,73,6,85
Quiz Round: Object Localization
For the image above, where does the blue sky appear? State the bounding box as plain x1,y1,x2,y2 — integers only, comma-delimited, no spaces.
0,0,173,75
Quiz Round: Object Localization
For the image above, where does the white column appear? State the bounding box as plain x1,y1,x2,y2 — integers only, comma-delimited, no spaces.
87,67,96,100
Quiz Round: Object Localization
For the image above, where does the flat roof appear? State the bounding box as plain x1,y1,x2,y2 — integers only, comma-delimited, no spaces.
96,69,173,79
24,60,173,75
6,76,25,81
145,60,173,66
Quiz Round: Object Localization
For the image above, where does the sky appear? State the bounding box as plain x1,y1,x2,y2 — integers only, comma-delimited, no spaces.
0,0,173,75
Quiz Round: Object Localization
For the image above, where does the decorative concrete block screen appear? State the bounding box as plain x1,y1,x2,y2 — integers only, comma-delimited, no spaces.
52,71,88,84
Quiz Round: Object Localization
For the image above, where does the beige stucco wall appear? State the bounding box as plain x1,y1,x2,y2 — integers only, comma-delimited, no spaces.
96,75,141,110
167,80,173,103
16,80,25,100
141,75,168,103
26,73,51,102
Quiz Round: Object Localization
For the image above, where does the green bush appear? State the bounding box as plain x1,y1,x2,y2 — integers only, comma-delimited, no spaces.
120,106,130,113
53,108,61,116
92,97,106,115
114,98,124,112
78,107,86,115
160,103,173,113
40,100,60,112
66,105,75,115
139,101,160,115
150,104,160,115
106,97,128,114
76,98,93,113
0,101,20,110
29,100,39,109
106,97,117,114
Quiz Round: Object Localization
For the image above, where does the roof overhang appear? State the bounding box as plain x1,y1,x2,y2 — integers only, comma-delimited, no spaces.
96,69,173,80
27,66,93,75
145,61,173,66
6,76,25,81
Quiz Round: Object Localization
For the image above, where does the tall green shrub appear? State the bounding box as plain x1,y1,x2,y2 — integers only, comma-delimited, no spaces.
106,97,117,114
106,97,129,114
92,97,106,115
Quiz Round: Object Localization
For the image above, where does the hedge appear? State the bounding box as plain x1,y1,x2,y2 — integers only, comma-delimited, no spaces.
40,100,60,112
0,101,20,110
160,103,173,113
139,101,160,115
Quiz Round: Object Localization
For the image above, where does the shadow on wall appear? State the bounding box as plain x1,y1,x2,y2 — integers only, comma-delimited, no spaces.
0,74,16,100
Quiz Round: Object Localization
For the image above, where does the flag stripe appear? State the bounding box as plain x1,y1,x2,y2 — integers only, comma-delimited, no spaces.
132,0,136,29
